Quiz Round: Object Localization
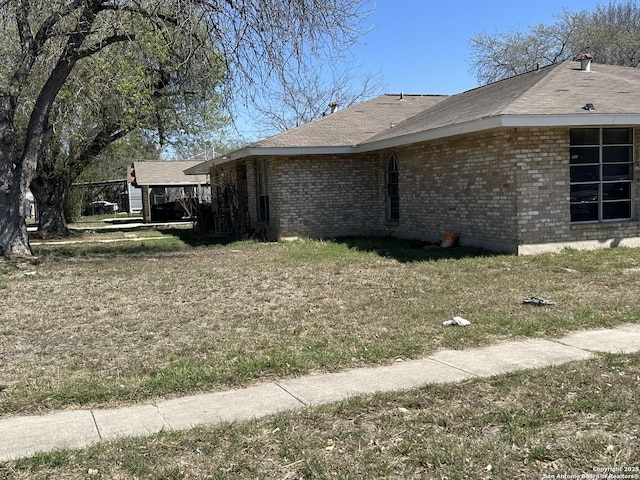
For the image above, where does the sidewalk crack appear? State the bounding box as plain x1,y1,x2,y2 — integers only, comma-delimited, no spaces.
275,383,309,406
548,338,599,354
90,410,103,440
153,403,172,430
426,358,480,377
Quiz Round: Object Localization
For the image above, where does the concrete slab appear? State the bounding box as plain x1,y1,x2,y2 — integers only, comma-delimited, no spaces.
430,339,594,377
0,410,99,462
92,404,169,440
557,323,640,353
279,358,474,405
157,383,304,430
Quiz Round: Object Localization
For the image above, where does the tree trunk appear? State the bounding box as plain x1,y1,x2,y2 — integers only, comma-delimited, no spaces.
31,176,70,237
0,95,32,258
0,160,32,258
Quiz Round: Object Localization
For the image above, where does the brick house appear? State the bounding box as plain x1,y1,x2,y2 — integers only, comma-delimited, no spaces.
201,58,640,254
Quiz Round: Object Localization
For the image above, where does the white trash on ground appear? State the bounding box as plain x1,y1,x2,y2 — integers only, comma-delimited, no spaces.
443,316,471,327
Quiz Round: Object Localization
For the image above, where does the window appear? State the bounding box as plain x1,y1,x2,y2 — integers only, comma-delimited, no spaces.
387,154,399,221
256,159,269,222
570,127,634,223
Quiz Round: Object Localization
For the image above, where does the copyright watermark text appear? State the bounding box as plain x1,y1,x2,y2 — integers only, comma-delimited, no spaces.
541,467,640,479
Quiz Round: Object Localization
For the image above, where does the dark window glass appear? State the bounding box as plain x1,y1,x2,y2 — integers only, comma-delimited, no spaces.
256,159,269,222
603,183,631,201
603,146,632,163
604,201,631,220
570,165,600,183
603,128,633,144
570,147,600,164
570,128,599,145
571,203,599,222
570,127,633,222
603,163,632,181
387,155,399,221
570,184,599,203
259,196,269,222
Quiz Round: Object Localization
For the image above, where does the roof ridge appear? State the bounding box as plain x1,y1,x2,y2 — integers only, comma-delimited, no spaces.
216,60,640,162
361,62,568,145
383,93,448,98
495,61,566,116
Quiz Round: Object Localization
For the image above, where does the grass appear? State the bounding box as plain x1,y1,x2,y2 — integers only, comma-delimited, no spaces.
1,232,640,417
1,232,640,476
1,353,638,479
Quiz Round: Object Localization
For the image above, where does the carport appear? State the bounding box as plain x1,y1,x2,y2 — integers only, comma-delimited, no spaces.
129,161,210,222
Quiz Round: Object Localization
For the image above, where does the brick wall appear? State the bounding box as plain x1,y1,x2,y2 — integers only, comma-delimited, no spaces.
390,129,522,250
561,127,640,251
213,126,640,252
384,126,640,252
267,154,382,239
212,157,381,240
513,127,570,246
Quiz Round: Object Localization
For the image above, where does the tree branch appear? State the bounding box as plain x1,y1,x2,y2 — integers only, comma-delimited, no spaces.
33,0,88,56
76,33,136,60
73,124,134,168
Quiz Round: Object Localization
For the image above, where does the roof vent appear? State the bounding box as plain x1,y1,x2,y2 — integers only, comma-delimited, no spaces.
577,53,593,71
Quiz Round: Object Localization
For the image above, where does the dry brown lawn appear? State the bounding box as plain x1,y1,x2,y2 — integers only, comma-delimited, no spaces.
1,233,640,417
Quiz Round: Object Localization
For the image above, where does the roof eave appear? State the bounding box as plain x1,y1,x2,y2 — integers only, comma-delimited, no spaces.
358,113,640,152
358,117,504,152
501,113,640,127
216,145,358,164
138,181,210,187
184,160,214,176
214,113,640,165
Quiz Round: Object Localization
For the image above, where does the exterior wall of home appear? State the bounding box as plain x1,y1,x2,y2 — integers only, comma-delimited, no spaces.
207,161,250,235
213,126,640,253
387,126,640,253
246,154,382,240
516,126,640,254
512,127,570,247
388,129,522,251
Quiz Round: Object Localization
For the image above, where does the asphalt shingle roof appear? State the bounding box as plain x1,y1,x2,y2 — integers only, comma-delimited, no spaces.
132,161,209,186
366,60,640,144
213,59,640,164
250,94,448,149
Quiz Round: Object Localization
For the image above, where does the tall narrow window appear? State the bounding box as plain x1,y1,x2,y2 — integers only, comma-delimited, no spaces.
256,159,270,222
387,154,399,221
570,127,634,222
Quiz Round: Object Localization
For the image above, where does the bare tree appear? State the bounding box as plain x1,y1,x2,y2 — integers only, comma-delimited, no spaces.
469,1,640,85
575,1,640,67
0,0,372,258
469,9,582,84
248,59,384,136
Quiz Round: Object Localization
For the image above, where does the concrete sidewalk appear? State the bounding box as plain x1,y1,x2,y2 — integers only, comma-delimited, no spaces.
2,324,640,462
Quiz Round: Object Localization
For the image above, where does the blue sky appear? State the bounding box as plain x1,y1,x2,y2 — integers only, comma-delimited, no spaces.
231,0,605,141
354,0,604,95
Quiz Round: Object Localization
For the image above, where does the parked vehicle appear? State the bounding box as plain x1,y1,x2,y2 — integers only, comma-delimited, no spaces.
83,200,119,216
